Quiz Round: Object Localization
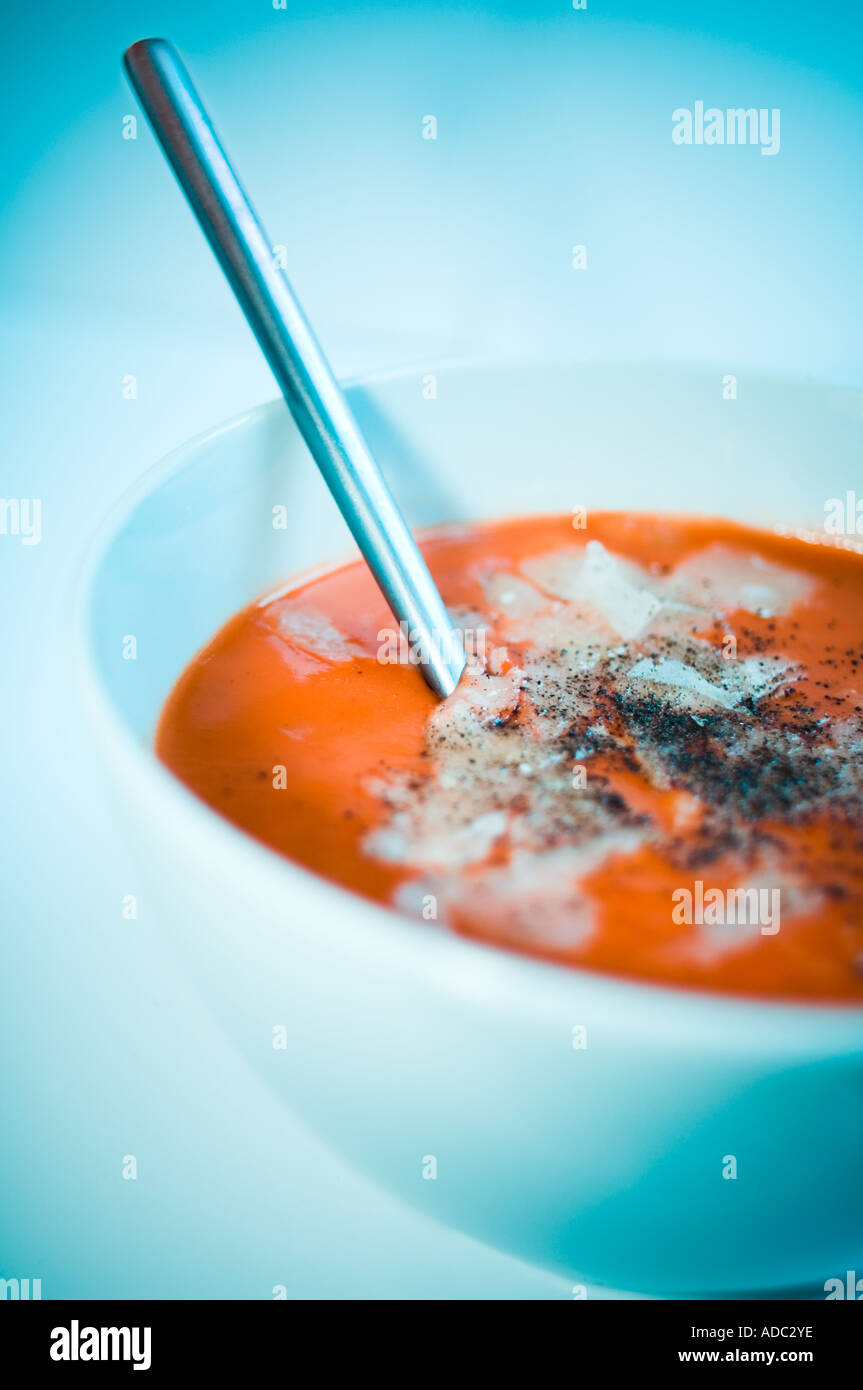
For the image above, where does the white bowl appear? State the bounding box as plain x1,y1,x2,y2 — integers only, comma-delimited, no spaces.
79,363,863,1295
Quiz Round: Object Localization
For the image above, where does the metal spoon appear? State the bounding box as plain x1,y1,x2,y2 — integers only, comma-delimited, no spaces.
123,37,465,698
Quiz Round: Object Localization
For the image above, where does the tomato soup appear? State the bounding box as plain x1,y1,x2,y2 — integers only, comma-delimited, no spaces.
157,514,863,1002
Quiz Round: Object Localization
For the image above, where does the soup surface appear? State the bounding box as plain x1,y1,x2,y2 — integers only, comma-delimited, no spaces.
157,513,863,1002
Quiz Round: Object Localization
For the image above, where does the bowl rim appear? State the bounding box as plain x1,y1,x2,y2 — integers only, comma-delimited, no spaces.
75,360,863,1039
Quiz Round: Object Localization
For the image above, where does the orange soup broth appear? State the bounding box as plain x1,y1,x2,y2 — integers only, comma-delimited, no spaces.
157,514,863,1004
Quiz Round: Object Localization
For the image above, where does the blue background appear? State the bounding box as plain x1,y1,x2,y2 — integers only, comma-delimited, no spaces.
1,0,861,1297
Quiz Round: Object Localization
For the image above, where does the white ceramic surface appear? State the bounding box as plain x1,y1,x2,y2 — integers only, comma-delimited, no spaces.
79,363,863,1295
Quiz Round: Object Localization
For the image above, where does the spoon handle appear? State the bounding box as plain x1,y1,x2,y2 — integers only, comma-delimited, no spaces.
123,38,465,698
